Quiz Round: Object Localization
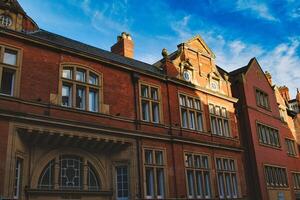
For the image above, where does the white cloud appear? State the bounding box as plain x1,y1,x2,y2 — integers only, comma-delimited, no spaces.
170,15,193,42
235,0,278,21
290,7,300,18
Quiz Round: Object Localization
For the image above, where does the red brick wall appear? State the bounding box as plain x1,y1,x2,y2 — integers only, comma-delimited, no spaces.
0,120,9,194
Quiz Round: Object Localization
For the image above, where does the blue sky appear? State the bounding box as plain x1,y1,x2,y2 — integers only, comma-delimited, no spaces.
18,0,300,96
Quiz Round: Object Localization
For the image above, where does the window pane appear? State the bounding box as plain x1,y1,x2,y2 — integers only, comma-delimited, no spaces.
142,100,150,121
141,85,148,98
211,117,217,134
0,68,15,95
62,68,72,79
217,173,225,198
189,111,196,129
38,160,54,189
152,102,160,123
145,150,153,164
116,166,128,199
89,72,98,85
76,86,86,109
195,100,201,110
187,170,195,198
155,151,163,165
146,168,154,197
13,158,22,199
187,98,193,108
3,49,17,65
194,155,201,168
60,155,82,189
87,163,100,191
62,84,72,107
225,173,232,197
204,172,211,198
209,104,214,114
181,109,188,128
151,87,158,100
156,168,165,197
196,113,203,131
76,69,86,82
185,154,193,167
89,90,98,112
224,120,230,137
196,171,204,197
180,95,186,106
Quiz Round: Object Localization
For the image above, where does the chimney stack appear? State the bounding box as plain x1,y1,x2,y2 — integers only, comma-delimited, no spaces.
111,32,134,59
265,71,273,86
278,86,290,102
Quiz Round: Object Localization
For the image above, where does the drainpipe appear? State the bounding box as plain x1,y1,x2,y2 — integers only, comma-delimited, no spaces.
131,72,142,199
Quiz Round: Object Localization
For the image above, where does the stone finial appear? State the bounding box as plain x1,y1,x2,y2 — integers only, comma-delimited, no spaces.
265,71,272,85
162,48,168,58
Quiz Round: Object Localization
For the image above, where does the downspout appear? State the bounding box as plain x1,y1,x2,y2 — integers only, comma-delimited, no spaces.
131,72,142,199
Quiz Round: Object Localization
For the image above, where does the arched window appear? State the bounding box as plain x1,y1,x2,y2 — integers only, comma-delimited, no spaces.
38,155,101,191
60,65,102,112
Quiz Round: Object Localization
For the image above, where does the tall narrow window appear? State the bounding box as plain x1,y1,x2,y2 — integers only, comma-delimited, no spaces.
216,158,239,199
285,139,297,156
140,83,161,123
0,46,19,97
60,65,101,112
116,165,129,200
14,158,22,199
144,149,165,199
179,94,204,132
209,104,230,137
292,173,300,190
185,153,212,199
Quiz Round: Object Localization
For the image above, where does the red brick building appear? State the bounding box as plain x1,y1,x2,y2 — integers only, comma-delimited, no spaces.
0,1,248,200
230,58,300,200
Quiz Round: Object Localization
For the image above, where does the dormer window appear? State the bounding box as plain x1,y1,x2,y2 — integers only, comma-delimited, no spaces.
0,15,12,27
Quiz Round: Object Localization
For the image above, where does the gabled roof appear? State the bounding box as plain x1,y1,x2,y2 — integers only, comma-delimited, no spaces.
28,29,163,75
229,57,257,76
183,35,216,59
0,0,25,15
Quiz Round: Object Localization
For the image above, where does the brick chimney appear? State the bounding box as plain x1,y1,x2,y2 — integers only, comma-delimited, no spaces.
265,71,272,85
278,86,290,102
111,32,134,58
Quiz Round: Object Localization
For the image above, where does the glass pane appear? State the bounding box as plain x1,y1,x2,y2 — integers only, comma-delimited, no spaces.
76,86,86,109
224,120,230,137
187,170,195,197
3,49,17,65
89,72,98,85
76,69,86,82
152,102,160,123
211,117,217,134
217,173,225,198
87,163,100,191
215,106,220,116
218,119,223,136
146,168,154,197
38,160,54,189
185,154,193,167
141,85,148,98
189,111,196,129
216,158,222,170
116,166,128,199
60,155,82,189
225,173,232,197
196,171,203,197
194,155,201,168
204,172,211,198
180,95,186,106
142,100,150,121
151,87,158,100
145,150,153,164
187,98,193,108
202,156,209,169
89,90,98,112
62,68,72,79
13,159,22,199
62,84,72,107
221,108,227,118
0,68,15,96
156,168,165,197
155,151,163,165
181,109,188,128
197,113,203,131
209,104,214,114
195,100,201,110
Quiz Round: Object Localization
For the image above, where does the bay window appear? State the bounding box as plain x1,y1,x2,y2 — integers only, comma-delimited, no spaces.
60,65,101,112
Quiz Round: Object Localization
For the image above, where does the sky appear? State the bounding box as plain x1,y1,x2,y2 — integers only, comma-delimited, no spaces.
18,0,300,96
